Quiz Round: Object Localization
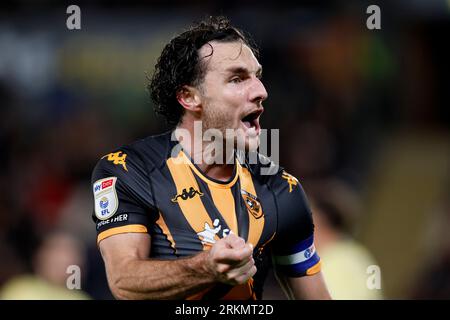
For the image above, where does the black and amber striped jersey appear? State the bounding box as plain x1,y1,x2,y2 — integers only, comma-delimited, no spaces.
91,131,321,300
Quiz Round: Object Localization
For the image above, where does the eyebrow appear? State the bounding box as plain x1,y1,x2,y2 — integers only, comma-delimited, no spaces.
225,65,263,77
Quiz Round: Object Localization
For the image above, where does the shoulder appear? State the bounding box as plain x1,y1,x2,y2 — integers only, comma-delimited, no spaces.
90,134,171,223
92,131,173,181
128,131,174,169
241,151,303,194
240,151,283,183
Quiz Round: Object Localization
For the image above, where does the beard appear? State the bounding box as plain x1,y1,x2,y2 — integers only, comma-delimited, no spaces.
202,102,259,156
201,102,231,136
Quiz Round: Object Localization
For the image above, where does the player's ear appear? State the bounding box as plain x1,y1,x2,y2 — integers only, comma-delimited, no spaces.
176,85,202,112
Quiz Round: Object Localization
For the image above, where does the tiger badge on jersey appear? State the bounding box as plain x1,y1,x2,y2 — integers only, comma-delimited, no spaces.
241,190,263,219
93,177,118,220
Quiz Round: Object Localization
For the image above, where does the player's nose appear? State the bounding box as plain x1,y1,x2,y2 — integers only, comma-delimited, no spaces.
249,77,268,105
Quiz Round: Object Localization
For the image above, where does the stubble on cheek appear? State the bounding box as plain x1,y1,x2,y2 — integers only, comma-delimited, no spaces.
202,102,235,135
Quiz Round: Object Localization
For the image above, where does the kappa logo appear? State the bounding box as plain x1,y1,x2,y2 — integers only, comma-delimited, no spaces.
241,190,263,219
281,171,299,193
171,187,204,202
102,151,128,171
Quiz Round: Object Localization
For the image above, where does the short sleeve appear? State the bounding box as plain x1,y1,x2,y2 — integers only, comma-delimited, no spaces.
91,147,157,244
269,170,321,277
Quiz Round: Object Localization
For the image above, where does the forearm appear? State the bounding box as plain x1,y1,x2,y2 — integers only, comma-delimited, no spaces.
273,269,295,299
288,272,331,300
275,270,331,300
108,251,215,300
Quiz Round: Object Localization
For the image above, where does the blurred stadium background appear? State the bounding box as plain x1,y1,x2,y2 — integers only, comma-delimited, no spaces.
0,0,449,299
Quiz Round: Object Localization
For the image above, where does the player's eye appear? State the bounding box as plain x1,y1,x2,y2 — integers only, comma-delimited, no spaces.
230,76,242,83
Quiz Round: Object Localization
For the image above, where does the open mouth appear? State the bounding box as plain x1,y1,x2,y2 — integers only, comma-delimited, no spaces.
241,108,264,133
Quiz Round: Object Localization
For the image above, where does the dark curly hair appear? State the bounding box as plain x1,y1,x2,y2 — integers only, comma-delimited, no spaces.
148,16,259,127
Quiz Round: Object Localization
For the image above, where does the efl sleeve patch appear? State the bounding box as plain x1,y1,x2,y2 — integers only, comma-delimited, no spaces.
93,177,118,220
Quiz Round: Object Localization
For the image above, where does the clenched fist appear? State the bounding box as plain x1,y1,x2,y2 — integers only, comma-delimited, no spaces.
205,233,257,285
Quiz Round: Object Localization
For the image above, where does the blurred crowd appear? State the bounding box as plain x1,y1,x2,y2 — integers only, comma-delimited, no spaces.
0,1,449,299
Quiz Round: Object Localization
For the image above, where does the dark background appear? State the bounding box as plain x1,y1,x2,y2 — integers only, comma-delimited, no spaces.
0,0,449,299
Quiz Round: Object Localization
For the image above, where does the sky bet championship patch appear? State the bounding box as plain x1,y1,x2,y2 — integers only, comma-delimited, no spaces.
93,177,118,220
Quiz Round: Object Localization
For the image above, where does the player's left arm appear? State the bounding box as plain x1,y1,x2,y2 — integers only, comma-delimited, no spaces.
277,271,331,300
269,170,331,300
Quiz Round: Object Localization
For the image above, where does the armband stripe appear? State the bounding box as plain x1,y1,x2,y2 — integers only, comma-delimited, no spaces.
274,253,320,277
274,235,314,256
273,243,316,265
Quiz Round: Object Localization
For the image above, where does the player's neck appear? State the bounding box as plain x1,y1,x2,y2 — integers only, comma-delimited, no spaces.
175,122,235,182
196,162,235,182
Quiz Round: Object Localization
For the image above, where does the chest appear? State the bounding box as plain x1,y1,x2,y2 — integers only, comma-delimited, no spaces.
149,167,277,257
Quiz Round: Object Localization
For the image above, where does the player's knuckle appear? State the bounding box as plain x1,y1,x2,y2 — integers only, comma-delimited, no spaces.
238,251,250,261
222,273,235,284
217,264,229,274
226,233,237,242
235,275,248,285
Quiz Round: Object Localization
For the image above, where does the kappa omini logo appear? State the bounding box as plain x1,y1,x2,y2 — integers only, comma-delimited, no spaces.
102,151,128,171
241,190,263,219
93,177,118,220
171,187,204,203
281,171,299,193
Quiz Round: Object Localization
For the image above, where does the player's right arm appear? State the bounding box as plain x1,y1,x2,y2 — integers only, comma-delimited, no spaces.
99,232,255,300
92,148,255,299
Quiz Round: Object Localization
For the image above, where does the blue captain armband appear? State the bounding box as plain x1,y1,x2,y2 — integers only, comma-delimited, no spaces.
272,235,321,277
